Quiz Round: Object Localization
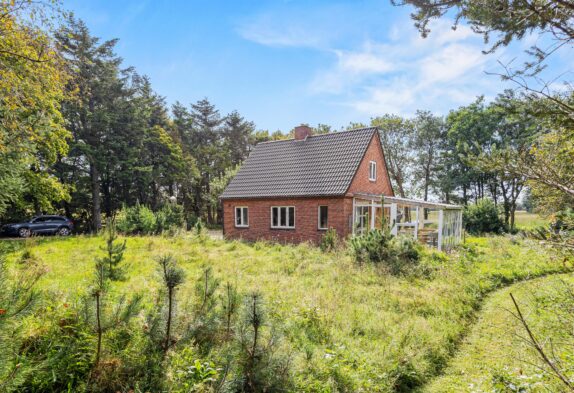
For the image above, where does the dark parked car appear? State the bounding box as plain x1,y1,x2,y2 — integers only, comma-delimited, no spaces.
1,215,74,238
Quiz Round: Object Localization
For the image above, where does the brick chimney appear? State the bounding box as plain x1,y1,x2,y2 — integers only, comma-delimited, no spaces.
294,124,312,141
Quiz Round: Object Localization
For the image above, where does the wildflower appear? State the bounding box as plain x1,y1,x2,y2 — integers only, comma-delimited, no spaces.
0,309,6,315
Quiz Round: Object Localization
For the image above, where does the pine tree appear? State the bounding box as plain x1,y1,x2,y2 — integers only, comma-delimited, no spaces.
55,16,126,232
156,255,185,353
97,218,126,281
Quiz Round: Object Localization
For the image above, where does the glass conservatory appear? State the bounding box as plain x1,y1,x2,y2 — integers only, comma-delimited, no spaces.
352,193,463,252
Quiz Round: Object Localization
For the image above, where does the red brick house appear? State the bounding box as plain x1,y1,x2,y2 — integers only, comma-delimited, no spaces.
220,125,394,244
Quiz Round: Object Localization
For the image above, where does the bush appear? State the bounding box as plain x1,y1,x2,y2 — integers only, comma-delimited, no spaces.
155,203,186,233
319,228,339,252
551,208,574,233
463,199,505,234
349,229,421,275
116,202,157,235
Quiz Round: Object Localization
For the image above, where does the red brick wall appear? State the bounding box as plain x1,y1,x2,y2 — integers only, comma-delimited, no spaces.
347,132,394,196
222,131,394,244
222,197,351,244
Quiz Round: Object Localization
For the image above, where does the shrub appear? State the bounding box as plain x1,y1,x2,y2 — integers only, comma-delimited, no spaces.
463,199,505,234
169,349,220,393
348,229,421,275
116,202,157,235
551,208,574,233
15,305,94,392
155,203,186,233
319,228,339,252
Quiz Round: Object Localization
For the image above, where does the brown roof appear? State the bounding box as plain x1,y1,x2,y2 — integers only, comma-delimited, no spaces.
221,127,379,199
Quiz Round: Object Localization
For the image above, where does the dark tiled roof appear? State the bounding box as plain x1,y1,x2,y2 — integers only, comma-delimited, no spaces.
221,127,378,199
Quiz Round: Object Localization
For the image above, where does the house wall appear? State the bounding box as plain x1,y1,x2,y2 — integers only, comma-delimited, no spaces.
222,197,351,244
222,131,394,244
347,132,394,196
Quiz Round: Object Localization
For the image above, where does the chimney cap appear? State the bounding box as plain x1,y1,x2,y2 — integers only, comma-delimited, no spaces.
294,124,312,141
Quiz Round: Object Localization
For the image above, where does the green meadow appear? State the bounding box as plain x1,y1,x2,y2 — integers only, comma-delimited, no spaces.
2,229,570,392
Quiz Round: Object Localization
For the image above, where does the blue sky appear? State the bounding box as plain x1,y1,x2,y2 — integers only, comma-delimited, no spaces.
65,0,573,132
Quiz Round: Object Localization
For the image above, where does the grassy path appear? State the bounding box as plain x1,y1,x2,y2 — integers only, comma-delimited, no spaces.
421,271,573,392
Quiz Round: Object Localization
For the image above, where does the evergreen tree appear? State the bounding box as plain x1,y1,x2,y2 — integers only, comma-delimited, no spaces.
55,16,126,232
223,111,255,167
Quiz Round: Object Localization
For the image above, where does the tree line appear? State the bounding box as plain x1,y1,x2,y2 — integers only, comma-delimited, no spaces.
2,0,572,234
345,92,542,230
1,4,286,232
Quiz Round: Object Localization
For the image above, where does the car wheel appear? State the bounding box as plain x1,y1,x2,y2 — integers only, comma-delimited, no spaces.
18,228,31,238
57,227,71,236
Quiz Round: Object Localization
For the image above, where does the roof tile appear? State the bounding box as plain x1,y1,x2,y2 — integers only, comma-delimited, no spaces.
221,127,378,199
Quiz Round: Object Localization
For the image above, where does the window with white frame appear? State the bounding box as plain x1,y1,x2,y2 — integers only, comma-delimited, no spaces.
318,206,328,230
271,206,295,229
369,161,377,181
235,207,249,227
354,205,370,235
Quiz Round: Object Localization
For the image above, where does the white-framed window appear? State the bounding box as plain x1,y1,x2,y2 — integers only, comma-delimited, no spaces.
369,161,377,181
235,206,249,228
318,206,328,230
355,205,370,235
271,206,295,229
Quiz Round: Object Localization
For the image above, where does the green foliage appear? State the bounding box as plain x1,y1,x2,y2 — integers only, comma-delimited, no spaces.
463,199,505,234
0,1,70,217
190,267,221,353
116,202,158,235
552,208,574,232
370,114,414,197
194,219,205,236
0,250,45,390
97,219,127,280
221,282,241,340
1,234,569,392
319,228,339,252
15,304,94,392
349,229,421,274
157,255,186,352
170,349,220,393
228,292,293,392
155,203,186,233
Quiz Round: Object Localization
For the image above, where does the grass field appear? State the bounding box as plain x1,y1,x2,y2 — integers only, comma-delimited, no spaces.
425,273,574,392
514,211,548,230
2,232,570,392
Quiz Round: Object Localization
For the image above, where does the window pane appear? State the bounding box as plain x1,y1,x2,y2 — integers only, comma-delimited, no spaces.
288,207,295,227
235,208,240,225
319,206,328,228
272,207,278,227
280,207,287,226
242,208,248,226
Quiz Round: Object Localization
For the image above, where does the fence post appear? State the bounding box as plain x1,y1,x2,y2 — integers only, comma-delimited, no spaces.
438,209,444,251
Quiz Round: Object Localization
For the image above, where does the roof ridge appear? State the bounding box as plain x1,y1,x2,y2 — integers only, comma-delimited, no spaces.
256,126,378,145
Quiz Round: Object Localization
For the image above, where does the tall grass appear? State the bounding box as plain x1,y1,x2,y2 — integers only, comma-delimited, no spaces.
0,233,569,392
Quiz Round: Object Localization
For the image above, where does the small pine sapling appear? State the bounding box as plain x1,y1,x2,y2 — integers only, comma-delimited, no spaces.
90,250,142,366
220,282,240,340
231,292,293,392
98,218,127,281
194,219,205,237
190,266,220,353
157,255,185,353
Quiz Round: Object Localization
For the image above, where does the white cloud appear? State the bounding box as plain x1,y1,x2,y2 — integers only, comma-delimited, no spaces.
309,19,508,116
237,7,566,119
239,20,326,48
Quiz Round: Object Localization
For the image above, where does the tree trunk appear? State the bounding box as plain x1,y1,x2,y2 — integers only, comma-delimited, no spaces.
95,292,102,365
90,162,102,233
165,287,173,353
